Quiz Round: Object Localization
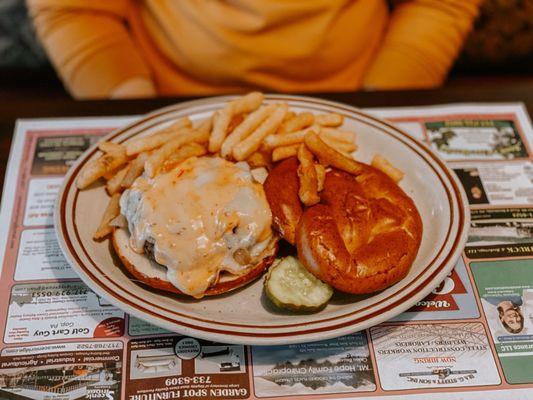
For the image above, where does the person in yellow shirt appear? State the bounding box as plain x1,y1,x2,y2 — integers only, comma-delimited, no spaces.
27,0,482,99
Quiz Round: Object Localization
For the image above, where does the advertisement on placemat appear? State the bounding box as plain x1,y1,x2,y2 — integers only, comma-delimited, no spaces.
23,177,63,227
14,228,76,281
127,316,171,337
453,163,533,205
126,336,250,399
393,258,479,321
471,259,533,384
31,134,100,176
251,332,375,397
426,120,528,161
370,322,500,390
466,208,533,259
5,282,125,343
452,167,490,205
0,341,123,400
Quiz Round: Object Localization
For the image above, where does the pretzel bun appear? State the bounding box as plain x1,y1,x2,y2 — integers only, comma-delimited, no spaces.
112,228,278,296
263,157,302,245
265,157,422,294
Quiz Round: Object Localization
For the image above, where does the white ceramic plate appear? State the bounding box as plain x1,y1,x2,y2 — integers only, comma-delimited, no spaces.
55,95,469,345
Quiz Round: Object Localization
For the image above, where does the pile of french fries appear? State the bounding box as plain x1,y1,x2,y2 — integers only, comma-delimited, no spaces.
75,92,403,240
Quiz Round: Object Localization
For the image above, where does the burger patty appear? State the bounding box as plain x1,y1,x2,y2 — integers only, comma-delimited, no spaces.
143,240,157,263
142,237,269,269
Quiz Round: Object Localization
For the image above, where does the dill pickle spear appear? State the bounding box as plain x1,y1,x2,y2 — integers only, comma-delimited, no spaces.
264,256,333,312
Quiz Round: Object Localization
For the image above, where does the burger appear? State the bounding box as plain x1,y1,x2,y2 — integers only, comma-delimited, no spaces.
113,156,278,299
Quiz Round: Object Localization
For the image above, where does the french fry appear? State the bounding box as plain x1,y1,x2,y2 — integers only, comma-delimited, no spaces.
269,125,355,154
99,141,124,153
322,137,358,154
126,118,192,155
315,113,344,127
320,127,356,144
304,131,364,176
315,163,326,192
278,112,314,134
145,129,210,177
171,117,193,129
161,143,207,173
93,193,121,240
230,91,264,115
264,130,304,148
106,164,130,195
297,144,320,206
102,165,123,180
282,111,296,122
221,105,276,158
126,127,192,156
76,149,129,189
228,114,245,133
209,92,264,153
233,104,288,161
246,151,271,169
109,214,127,229
264,124,319,149
271,144,300,162
121,151,149,189
194,117,213,136
371,154,404,182
209,108,232,153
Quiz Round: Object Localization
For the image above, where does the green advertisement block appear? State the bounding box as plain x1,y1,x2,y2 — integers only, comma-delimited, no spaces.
471,259,533,384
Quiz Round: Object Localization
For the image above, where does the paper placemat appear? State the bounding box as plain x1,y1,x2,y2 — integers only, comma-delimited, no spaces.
1,103,532,400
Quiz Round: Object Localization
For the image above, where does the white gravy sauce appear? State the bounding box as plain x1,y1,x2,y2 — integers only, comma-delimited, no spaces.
120,157,273,298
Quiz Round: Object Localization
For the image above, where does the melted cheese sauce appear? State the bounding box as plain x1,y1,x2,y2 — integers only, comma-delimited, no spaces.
120,157,273,298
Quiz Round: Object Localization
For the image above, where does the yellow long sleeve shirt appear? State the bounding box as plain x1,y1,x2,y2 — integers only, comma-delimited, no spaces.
27,0,481,99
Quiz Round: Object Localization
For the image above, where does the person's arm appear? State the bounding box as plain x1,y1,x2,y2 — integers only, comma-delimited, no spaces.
363,0,482,90
27,0,156,98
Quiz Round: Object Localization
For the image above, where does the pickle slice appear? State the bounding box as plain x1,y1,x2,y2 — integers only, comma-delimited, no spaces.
264,256,333,312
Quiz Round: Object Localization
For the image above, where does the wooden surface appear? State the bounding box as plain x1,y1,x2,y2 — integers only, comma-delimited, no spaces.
1,79,532,193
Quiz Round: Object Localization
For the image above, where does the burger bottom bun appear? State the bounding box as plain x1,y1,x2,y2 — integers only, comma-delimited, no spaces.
112,228,278,297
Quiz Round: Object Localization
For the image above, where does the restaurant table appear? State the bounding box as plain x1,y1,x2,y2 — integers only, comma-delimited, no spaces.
1,79,532,193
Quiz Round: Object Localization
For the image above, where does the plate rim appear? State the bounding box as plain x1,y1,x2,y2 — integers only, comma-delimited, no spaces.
55,94,470,345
